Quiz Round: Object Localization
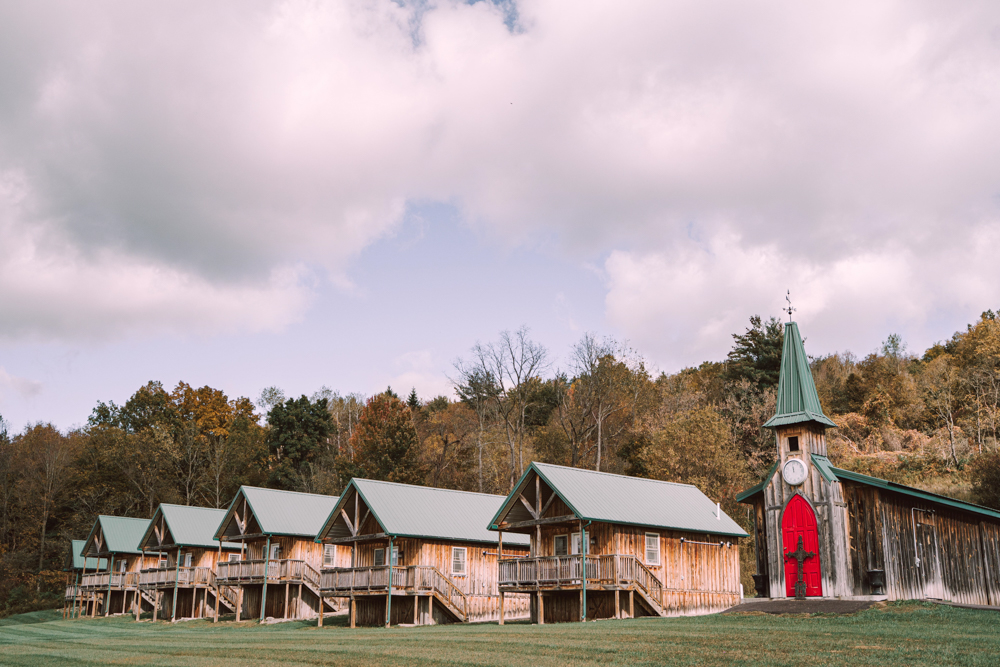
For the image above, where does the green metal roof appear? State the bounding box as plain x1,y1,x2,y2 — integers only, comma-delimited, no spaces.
763,321,836,429
811,454,838,484
492,462,747,538
216,486,339,540
82,515,150,556
140,504,241,551
319,479,530,546
69,540,107,571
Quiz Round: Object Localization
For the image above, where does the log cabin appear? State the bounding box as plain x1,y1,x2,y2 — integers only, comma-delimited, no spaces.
78,516,155,618
490,462,747,623
136,504,242,622
64,539,107,619
738,320,1000,604
213,486,344,622
315,478,532,627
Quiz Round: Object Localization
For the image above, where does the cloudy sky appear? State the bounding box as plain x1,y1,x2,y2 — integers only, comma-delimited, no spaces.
2,0,1000,430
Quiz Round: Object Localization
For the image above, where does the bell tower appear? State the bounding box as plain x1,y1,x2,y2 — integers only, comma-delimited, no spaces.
757,319,851,598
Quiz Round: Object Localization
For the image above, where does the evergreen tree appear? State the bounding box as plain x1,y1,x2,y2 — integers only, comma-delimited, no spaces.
407,388,420,411
265,395,332,489
724,315,784,391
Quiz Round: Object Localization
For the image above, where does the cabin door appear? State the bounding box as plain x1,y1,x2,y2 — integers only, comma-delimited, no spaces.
914,510,943,599
782,495,822,597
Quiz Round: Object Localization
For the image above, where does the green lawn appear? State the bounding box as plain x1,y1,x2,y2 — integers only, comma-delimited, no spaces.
0,602,994,666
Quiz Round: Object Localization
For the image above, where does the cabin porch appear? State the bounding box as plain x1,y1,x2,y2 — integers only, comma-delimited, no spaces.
137,566,238,621
215,559,337,621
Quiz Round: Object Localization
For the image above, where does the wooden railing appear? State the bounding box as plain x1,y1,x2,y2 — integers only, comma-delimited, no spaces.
319,565,469,617
138,566,215,588
215,559,322,590
65,585,80,600
499,554,664,608
80,572,140,590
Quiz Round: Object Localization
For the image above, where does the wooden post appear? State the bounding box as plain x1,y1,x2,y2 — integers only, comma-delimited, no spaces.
296,583,302,620
236,586,243,622
171,550,181,622
152,592,159,623
350,597,356,628
214,584,220,623
136,589,142,622
318,592,324,627
260,536,271,623
413,595,419,625
629,590,634,618
499,591,504,625
537,591,544,624
284,582,290,619
191,587,197,619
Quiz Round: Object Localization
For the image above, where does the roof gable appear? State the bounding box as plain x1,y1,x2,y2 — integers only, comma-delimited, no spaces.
763,321,837,429
493,462,747,538
223,486,339,538
82,516,149,556
140,504,240,550
319,479,529,546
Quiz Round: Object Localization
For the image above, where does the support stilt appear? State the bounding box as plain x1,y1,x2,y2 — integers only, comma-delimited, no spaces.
350,597,356,629
537,592,544,625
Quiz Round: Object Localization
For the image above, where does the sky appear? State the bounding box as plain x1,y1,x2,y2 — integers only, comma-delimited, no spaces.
2,1,1000,431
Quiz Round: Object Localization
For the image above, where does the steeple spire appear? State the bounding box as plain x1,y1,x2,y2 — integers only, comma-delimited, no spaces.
763,321,836,429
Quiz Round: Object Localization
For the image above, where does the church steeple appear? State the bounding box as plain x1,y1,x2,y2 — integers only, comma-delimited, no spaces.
763,321,836,430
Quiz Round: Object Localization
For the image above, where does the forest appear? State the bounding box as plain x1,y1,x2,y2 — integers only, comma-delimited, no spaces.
3,313,1000,617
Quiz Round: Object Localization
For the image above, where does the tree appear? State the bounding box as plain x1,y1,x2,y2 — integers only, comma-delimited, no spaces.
724,315,784,391
265,396,333,490
921,355,961,466
345,393,426,485
454,369,500,492
407,388,420,411
970,451,1000,510
454,327,548,489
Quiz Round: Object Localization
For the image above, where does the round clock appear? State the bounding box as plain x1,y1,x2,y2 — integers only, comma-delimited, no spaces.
782,458,808,486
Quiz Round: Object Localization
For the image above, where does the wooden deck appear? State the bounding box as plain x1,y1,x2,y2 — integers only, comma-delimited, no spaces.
320,565,469,621
80,572,139,591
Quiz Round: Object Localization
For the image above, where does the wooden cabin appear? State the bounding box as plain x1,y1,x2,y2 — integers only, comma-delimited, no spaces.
213,486,344,622
78,516,155,618
136,504,241,622
738,320,1000,604
63,539,107,619
491,462,747,623
316,478,531,627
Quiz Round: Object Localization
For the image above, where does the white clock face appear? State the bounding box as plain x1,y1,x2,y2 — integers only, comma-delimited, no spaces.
782,458,808,486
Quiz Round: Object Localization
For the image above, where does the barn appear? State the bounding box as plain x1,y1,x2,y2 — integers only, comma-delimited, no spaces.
738,320,1000,604
315,478,531,627
213,486,345,622
136,504,242,621
78,516,154,618
490,462,747,623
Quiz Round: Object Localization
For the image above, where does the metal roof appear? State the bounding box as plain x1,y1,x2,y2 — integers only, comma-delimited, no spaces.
736,455,1000,521
82,515,150,555
492,462,748,538
69,540,107,571
140,504,241,551
320,479,530,546
763,322,837,429
219,486,339,539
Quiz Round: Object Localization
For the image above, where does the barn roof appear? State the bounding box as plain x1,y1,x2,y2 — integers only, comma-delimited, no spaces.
737,454,1000,521
139,504,241,551
492,462,748,538
82,515,150,556
318,479,530,546
763,321,837,429
68,540,107,571
215,486,339,540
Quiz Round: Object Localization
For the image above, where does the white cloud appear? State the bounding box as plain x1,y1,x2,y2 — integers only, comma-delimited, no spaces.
0,366,42,401
385,349,455,401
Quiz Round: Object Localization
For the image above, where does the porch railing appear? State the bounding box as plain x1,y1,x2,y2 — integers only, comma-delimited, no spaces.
80,571,140,590
215,559,322,590
138,566,215,588
499,554,664,606
319,565,468,617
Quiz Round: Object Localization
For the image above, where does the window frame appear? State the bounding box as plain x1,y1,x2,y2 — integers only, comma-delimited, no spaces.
228,553,241,562
323,544,337,567
269,543,281,561
374,548,385,567
390,546,401,567
451,547,467,576
119,560,127,573
571,531,589,555
644,532,660,566
158,559,168,569
554,534,569,557
182,552,193,568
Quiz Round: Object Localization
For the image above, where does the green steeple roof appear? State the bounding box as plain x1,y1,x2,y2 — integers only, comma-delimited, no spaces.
763,321,836,429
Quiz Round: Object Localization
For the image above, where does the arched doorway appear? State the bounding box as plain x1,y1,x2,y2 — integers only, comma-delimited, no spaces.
782,494,822,597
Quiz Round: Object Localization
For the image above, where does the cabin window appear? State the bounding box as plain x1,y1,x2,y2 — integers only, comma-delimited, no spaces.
571,532,589,555
645,533,660,565
554,534,569,556
323,545,337,567
158,559,168,569
374,548,385,567
269,544,281,560
390,546,401,566
788,436,799,452
452,547,467,575
119,561,127,573
182,553,193,567
228,553,241,562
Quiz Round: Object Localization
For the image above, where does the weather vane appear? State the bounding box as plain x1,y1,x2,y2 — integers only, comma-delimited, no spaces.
785,290,796,322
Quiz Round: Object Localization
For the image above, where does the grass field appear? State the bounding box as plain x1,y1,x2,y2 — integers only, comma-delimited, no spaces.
0,602,994,666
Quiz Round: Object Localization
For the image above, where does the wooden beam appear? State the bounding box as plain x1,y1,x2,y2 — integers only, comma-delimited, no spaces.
323,532,389,545
518,495,538,520
540,491,558,518
341,509,357,537
499,514,578,530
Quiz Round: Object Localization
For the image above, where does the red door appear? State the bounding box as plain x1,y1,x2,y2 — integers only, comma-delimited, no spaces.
782,494,822,597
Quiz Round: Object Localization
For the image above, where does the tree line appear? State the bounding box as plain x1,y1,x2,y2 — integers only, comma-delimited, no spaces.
3,313,1000,616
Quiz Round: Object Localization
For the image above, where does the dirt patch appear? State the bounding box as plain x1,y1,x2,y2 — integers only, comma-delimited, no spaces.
723,599,874,615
